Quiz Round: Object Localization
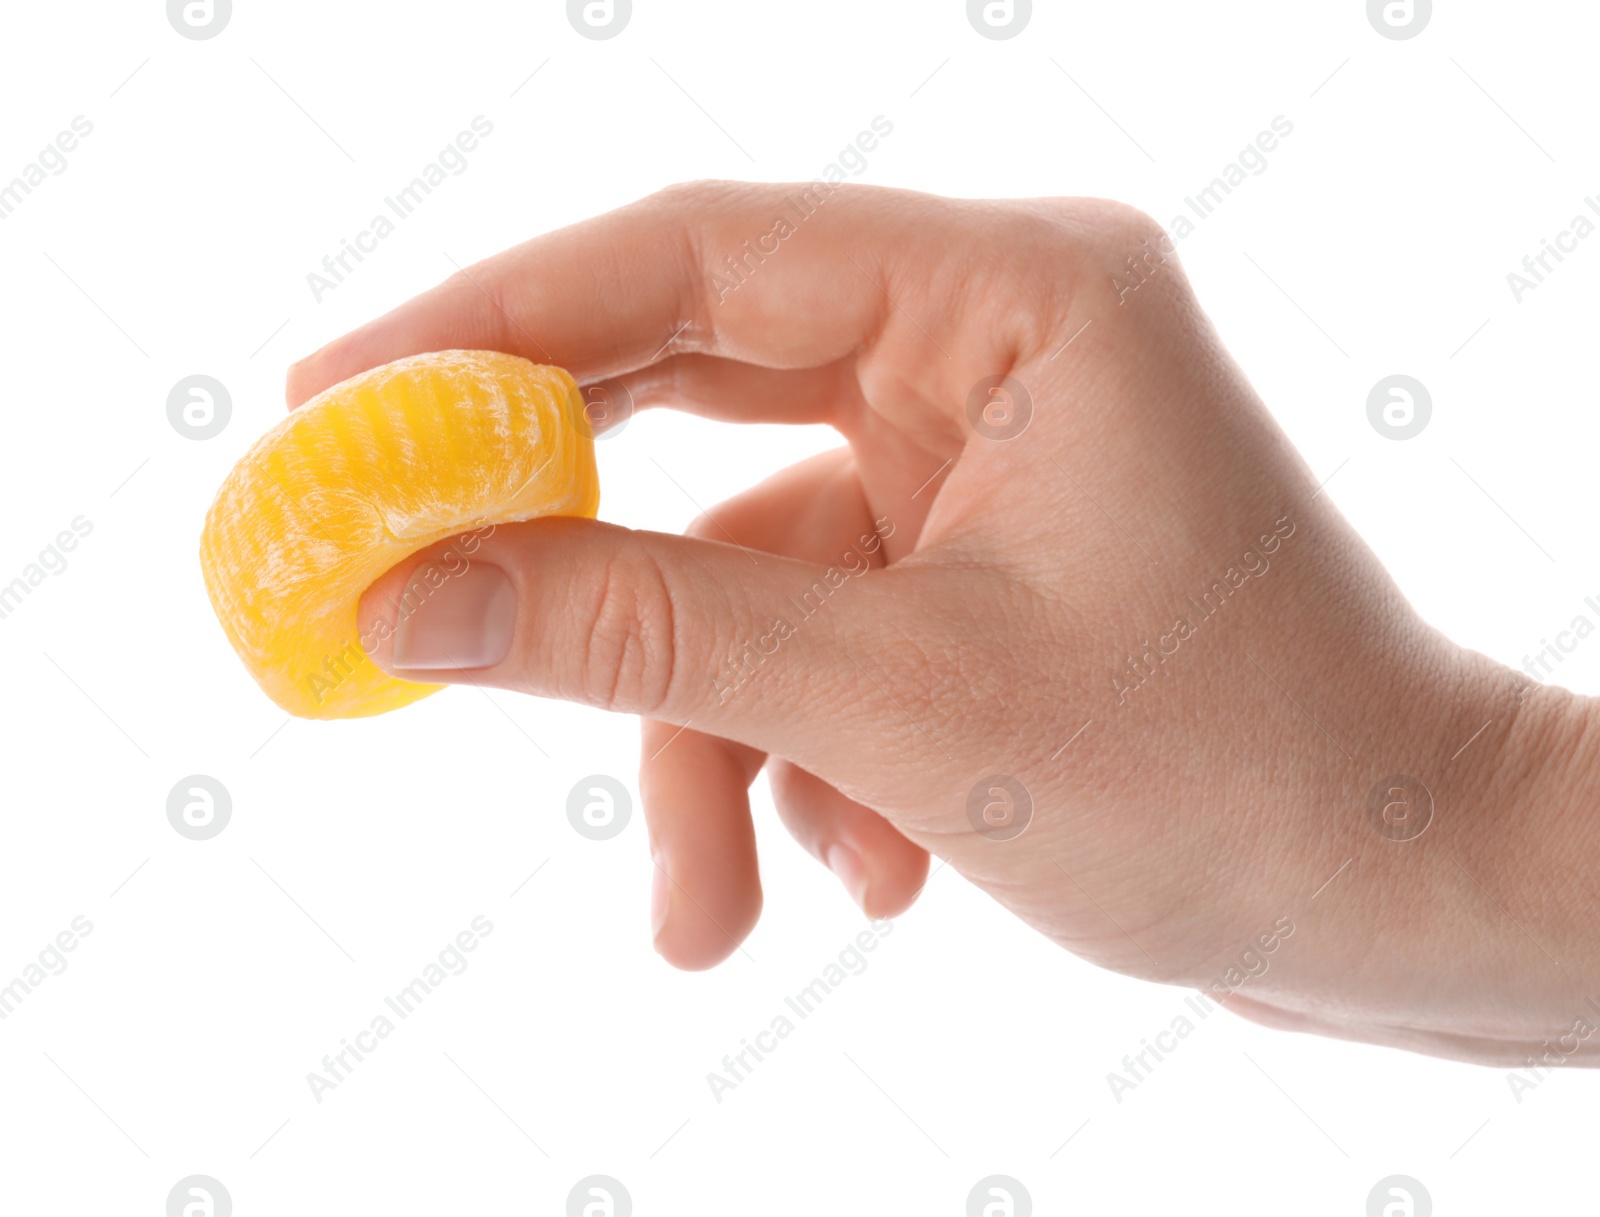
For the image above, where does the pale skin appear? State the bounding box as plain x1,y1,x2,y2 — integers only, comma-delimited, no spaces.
287,182,1600,1068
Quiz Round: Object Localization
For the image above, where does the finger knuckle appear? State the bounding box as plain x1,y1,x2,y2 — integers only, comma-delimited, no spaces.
1066,199,1192,290
580,540,680,715
649,178,745,211
682,511,724,543
1071,197,1165,241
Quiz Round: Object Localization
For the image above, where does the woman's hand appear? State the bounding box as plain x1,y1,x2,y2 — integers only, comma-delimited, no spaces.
288,181,1599,1067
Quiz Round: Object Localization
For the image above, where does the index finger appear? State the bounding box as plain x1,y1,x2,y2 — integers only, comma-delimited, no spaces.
284,180,1060,413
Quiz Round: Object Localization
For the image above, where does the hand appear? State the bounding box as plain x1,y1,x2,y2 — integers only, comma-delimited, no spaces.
288,181,1599,1067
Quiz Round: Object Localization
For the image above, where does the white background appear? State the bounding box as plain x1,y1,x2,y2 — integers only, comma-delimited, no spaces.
1,1,1596,1213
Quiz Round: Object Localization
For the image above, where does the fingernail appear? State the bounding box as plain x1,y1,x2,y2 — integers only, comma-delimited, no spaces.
390,562,517,670
651,863,671,943
825,843,870,915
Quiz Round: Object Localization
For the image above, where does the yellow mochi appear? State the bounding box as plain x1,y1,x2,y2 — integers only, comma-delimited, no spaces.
200,350,599,719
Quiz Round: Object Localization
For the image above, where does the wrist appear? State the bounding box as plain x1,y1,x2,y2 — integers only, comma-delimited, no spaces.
1469,670,1600,972
1234,637,1599,1046
1391,643,1600,1037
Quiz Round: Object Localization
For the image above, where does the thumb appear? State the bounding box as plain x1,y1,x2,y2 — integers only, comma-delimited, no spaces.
356,515,898,756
